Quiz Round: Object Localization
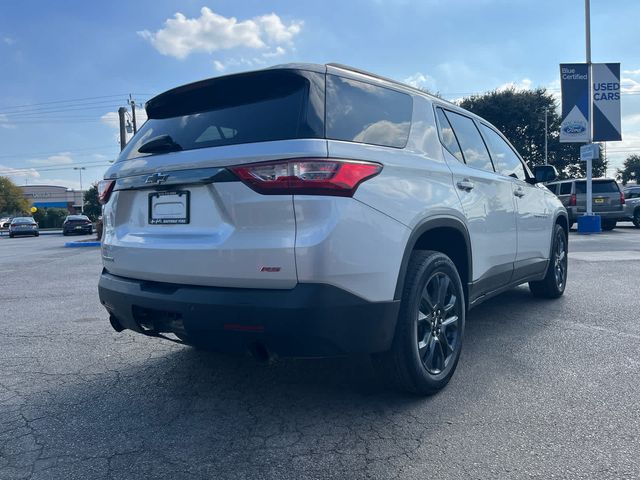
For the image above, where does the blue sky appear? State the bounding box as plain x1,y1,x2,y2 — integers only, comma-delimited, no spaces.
1,0,640,189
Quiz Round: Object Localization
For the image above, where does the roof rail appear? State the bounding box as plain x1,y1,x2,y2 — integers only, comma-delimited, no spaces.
326,63,424,93
326,63,458,107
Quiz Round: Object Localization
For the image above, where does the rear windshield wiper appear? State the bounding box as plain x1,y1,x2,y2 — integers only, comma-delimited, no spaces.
138,134,183,154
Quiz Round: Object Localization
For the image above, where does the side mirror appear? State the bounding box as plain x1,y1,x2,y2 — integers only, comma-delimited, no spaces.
532,165,558,184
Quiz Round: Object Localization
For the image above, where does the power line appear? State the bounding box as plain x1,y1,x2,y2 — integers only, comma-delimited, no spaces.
0,93,153,112
0,145,118,159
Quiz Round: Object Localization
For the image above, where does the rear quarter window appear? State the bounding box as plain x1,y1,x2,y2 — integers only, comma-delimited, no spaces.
326,75,412,148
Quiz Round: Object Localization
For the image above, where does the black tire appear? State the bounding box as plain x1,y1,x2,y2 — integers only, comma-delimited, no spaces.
374,250,465,395
63,231,68,236
633,209,640,228
34,233,39,237
529,224,568,299
601,219,616,231
9,234,14,238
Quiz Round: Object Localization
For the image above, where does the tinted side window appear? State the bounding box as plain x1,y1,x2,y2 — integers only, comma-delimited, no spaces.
479,124,525,180
326,75,412,148
444,111,494,172
547,183,558,194
435,108,464,162
560,183,572,195
576,181,619,194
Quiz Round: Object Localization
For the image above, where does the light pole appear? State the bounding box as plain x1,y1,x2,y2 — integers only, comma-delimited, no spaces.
585,0,593,217
73,167,86,213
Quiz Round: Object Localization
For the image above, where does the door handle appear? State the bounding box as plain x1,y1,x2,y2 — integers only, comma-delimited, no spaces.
514,187,525,198
456,179,475,191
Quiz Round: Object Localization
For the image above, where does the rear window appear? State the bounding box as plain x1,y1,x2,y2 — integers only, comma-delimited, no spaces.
575,181,620,194
326,75,412,148
13,217,35,224
560,183,572,195
120,69,325,161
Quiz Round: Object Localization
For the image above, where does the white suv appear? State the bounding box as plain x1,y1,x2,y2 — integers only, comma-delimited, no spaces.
98,64,568,395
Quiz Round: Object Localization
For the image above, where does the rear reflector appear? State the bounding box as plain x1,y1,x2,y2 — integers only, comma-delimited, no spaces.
98,179,115,204
230,158,382,197
620,192,626,205
569,193,577,206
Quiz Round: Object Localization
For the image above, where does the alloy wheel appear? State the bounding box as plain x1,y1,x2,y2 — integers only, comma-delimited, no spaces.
416,272,461,375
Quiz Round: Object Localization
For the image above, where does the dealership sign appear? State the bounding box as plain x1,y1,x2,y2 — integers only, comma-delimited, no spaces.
592,63,622,141
560,64,589,142
560,63,622,143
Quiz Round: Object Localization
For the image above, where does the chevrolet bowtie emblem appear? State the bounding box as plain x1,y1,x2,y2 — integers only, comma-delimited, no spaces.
145,173,169,184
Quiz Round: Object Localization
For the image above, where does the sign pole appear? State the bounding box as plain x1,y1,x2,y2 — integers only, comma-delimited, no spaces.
585,0,593,216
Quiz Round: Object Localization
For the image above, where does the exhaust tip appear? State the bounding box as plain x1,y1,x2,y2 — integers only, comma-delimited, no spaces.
109,314,125,333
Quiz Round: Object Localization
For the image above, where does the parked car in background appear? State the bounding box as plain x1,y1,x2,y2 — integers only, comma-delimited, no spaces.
622,185,640,227
9,217,39,237
546,178,624,230
98,63,568,395
62,215,93,236
0,217,12,229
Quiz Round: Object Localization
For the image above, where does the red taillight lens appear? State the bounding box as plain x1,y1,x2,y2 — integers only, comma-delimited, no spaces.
620,192,625,205
230,159,382,197
569,193,577,206
98,180,115,204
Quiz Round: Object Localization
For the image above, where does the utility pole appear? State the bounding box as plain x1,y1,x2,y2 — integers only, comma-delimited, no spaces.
544,108,548,165
129,94,137,134
118,107,127,151
73,166,86,213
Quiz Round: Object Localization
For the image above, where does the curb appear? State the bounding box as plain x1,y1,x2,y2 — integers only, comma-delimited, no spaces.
64,241,101,248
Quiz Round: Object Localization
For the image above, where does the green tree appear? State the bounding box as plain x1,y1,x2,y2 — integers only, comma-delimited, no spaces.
43,208,69,228
458,88,607,179
0,176,30,216
83,183,101,221
617,154,640,185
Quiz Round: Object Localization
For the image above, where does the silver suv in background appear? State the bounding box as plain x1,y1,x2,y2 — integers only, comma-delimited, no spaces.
622,185,640,227
546,178,625,230
98,63,568,395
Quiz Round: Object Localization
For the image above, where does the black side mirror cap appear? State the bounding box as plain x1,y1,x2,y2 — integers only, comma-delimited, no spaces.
532,165,558,184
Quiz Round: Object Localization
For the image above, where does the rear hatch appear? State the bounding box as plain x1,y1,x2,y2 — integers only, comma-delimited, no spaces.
101,68,326,289
575,179,623,213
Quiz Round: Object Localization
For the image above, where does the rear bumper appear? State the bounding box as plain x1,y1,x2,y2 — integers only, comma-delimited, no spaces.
98,271,400,357
568,208,623,222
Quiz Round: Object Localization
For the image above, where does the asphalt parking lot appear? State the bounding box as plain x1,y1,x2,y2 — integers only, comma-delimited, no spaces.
1,226,639,480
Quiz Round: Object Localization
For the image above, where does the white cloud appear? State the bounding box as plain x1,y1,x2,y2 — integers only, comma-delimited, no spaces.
262,46,286,58
2,37,15,46
138,7,302,60
213,60,226,72
496,78,533,92
621,77,640,94
27,152,74,166
0,164,40,183
403,72,437,91
100,111,120,128
622,69,640,76
0,114,15,129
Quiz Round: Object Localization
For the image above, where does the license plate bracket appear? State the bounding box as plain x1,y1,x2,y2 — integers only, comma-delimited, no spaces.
148,190,190,225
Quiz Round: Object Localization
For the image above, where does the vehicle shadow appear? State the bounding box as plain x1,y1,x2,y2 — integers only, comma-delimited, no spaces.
16,286,555,478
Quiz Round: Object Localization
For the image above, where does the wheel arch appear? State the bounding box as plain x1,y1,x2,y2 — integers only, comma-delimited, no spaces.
394,216,472,309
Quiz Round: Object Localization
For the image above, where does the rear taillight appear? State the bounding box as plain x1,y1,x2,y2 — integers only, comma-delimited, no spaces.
10,224,16,228
620,192,626,205
98,180,115,204
230,158,382,197
569,193,577,206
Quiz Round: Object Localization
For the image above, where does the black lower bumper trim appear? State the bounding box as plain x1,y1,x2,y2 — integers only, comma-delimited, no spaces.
98,271,400,357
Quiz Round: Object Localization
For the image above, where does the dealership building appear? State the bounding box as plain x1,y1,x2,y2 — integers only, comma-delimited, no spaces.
20,185,85,214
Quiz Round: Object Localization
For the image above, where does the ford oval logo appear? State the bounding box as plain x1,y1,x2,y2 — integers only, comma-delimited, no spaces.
562,122,587,135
